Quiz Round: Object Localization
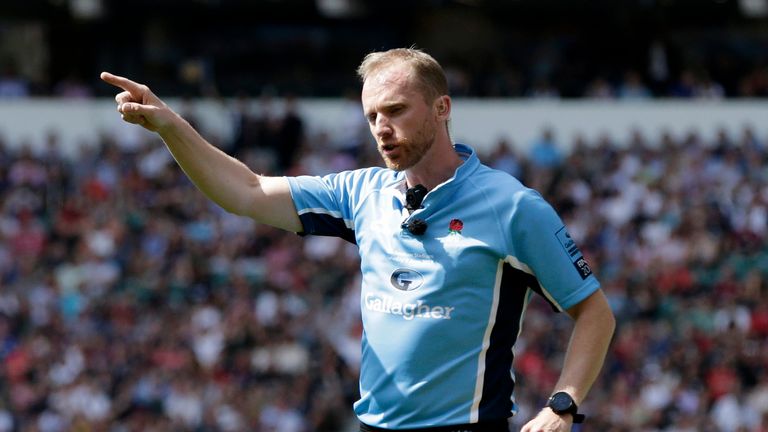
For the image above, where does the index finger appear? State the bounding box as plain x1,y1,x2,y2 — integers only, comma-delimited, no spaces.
100,71,144,97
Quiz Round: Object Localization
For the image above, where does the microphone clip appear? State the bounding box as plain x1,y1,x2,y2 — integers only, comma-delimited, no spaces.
405,184,428,213
401,218,428,236
402,184,429,235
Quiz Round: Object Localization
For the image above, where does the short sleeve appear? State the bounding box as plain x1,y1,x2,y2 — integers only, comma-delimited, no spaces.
510,190,600,311
287,170,371,244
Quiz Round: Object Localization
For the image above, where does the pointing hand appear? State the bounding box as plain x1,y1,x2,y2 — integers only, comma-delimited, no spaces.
100,72,177,133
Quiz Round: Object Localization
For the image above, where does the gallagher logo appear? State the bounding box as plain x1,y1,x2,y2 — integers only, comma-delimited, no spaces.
390,268,424,291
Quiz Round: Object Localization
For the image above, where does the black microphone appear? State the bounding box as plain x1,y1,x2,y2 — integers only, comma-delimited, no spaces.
401,218,428,235
401,184,428,235
405,184,428,213
403,184,429,235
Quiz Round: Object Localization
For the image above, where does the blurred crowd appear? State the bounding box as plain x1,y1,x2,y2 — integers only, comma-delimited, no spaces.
0,98,767,432
2,61,768,100
4,0,768,101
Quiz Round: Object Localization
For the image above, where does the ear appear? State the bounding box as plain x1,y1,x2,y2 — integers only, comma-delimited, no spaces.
435,95,451,119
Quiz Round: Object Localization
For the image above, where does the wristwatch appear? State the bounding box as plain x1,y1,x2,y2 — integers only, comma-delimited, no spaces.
546,391,585,423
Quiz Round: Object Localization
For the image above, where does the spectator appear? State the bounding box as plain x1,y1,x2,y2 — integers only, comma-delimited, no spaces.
527,77,560,99
617,70,653,99
694,71,726,100
487,137,523,178
739,66,768,97
53,72,93,99
528,127,563,169
0,64,29,98
275,95,305,171
583,77,614,99
669,69,698,98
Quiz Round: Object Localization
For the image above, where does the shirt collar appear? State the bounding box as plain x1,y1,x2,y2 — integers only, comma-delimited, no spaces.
451,143,479,183
393,143,479,192
392,143,480,215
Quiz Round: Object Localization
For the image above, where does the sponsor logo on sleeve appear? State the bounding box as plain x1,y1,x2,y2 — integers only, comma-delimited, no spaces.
555,227,592,280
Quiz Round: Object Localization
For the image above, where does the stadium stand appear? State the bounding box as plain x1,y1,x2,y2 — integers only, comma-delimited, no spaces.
0,1,767,430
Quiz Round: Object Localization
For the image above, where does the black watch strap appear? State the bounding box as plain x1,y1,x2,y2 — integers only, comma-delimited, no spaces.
546,391,586,424
571,412,586,424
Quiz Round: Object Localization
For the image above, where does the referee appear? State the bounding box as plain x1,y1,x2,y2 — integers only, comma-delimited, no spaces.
102,47,615,432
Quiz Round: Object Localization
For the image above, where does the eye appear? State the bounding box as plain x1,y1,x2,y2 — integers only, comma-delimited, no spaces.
366,113,377,124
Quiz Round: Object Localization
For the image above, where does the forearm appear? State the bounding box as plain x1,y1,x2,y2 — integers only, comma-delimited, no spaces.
521,291,615,431
157,114,261,217
554,290,615,404
102,72,302,231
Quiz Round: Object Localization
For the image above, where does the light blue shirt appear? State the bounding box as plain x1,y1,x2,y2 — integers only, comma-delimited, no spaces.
287,144,599,429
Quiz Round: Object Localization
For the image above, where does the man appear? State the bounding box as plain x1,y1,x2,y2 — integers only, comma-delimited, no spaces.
101,47,615,432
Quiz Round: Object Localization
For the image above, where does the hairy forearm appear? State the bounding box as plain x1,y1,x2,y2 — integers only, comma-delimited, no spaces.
555,290,616,404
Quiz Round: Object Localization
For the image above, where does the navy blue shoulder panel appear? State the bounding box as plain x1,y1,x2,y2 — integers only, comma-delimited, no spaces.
298,212,357,244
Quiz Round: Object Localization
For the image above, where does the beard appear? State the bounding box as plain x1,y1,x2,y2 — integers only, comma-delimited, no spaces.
378,118,437,171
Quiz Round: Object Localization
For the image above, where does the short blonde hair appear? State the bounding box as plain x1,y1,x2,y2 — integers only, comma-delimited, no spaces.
357,48,448,103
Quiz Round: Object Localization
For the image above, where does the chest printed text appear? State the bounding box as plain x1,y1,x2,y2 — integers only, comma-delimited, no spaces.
364,294,455,321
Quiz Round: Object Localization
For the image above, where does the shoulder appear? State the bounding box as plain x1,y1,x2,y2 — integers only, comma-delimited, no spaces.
328,166,401,192
468,163,559,226
470,162,534,202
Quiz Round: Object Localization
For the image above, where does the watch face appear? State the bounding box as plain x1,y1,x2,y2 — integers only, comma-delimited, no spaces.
550,392,574,412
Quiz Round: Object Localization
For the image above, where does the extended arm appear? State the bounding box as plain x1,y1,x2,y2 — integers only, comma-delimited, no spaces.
521,289,615,432
100,72,303,233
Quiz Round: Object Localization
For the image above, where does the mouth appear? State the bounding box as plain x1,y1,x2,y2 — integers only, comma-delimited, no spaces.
380,143,399,157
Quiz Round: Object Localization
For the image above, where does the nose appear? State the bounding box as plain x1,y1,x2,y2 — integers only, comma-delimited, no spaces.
373,115,392,139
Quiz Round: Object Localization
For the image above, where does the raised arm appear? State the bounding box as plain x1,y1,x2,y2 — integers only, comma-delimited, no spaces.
100,72,303,233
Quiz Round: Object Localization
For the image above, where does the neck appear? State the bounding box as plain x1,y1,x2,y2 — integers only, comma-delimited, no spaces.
405,139,463,191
